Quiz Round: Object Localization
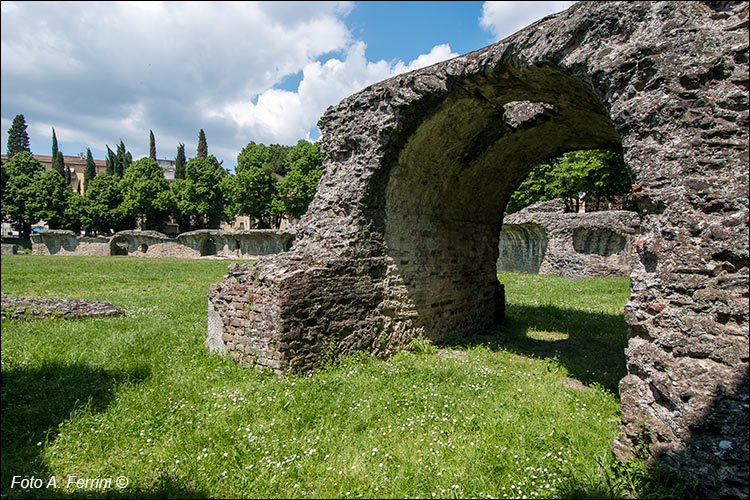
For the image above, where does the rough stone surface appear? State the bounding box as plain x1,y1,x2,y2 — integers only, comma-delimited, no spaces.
1,296,125,320
1,243,18,255
498,200,639,278
31,229,294,259
208,2,749,495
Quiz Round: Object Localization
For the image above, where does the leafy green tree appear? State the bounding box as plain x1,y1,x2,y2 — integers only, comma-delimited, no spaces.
174,143,186,180
171,155,228,230
273,140,323,220
119,157,171,231
231,141,277,228
80,174,131,235
197,129,207,158
105,145,116,176
554,150,631,211
84,148,97,191
1,163,8,202
36,169,72,229
506,149,632,214
6,114,31,159
64,192,85,233
1,152,45,237
266,143,292,176
149,130,156,160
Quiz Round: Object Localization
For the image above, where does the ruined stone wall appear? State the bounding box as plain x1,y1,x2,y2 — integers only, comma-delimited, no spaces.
1,243,18,255
498,199,639,278
30,229,294,259
32,230,110,256
208,2,748,494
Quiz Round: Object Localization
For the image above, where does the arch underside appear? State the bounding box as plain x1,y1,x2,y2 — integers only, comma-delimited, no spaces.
382,66,622,340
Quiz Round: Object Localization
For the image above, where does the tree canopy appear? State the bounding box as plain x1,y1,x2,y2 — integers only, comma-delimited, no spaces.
80,174,131,235
1,152,46,237
119,157,171,231
506,149,632,214
171,155,229,230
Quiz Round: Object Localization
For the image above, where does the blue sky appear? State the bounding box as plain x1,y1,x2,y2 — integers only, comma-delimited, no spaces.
1,1,575,170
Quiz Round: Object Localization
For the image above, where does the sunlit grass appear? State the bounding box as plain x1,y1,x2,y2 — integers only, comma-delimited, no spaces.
1,256,694,498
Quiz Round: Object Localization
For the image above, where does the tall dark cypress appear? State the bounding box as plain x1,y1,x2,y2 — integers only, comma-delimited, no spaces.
52,128,59,160
175,143,186,180
105,145,115,176
115,141,128,177
53,150,66,179
197,129,207,158
84,148,97,191
6,114,31,159
149,130,156,160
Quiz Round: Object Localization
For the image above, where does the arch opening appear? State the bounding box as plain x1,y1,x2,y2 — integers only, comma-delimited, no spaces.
382,66,625,343
110,238,128,256
200,237,217,256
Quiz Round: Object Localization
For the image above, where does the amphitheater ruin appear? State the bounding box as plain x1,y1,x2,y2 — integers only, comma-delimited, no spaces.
30,229,294,259
208,1,750,495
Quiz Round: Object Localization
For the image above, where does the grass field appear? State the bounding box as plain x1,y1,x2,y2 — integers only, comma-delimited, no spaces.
1,255,695,498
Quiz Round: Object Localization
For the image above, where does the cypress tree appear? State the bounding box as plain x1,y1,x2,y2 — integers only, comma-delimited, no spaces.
175,143,186,180
105,146,115,176
197,129,207,158
6,114,31,159
52,128,59,160
53,151,66,179
115,141,131,177
149,130,156,160
84,147,97,191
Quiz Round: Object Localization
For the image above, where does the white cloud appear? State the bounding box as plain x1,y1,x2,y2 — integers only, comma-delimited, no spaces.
211,41,459,146
480,1,577,41
1,1,354,163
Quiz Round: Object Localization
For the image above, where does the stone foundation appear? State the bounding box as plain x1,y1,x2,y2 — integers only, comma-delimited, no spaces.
1,296,125,320
497,199,639,278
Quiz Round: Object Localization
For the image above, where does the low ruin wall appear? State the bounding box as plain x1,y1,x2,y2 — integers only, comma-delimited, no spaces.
31,229,294,259
32,230,110,256
497,199,639,278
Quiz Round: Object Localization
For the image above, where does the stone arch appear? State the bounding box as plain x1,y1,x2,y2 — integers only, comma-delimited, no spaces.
208,2,748,494
200,237,217,256
110,237,129,256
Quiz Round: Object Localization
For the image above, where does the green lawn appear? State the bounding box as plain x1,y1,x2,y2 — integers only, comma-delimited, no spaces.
1,256,694,498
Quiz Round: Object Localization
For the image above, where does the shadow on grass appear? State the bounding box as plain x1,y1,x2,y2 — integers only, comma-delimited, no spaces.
1,362,140,497
441,303,629,395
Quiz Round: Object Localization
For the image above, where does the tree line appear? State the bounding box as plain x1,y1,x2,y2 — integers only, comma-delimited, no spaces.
1,114,323,238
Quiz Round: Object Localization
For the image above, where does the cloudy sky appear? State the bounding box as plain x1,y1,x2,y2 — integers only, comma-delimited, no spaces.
1,1,575,170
